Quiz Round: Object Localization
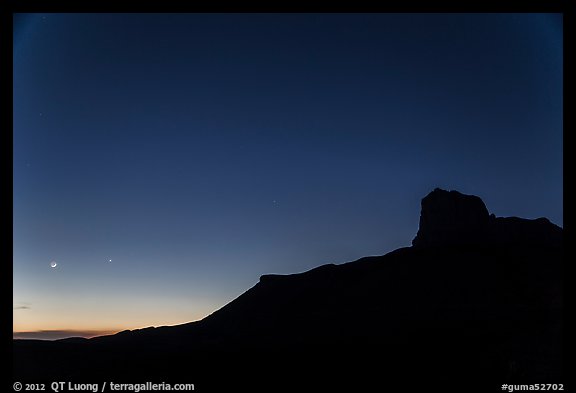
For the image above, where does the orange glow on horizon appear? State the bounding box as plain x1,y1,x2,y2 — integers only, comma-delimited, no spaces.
13,307,211,340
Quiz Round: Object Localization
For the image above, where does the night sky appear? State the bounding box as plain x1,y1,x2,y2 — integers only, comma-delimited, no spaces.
13,13,563,339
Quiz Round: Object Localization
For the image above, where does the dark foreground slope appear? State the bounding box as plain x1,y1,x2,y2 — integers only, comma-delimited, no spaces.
13,189,563,391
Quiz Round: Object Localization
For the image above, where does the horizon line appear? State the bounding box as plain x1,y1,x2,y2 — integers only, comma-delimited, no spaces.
13,329,121,341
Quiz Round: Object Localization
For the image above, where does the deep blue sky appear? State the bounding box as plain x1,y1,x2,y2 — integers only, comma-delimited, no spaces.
13,13,562,338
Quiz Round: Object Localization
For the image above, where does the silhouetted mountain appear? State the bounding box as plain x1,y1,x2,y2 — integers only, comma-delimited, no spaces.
13,189,563,391
413,188,562,248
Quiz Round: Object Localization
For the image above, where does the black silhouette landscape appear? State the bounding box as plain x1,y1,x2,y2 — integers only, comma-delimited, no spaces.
13,189,562,390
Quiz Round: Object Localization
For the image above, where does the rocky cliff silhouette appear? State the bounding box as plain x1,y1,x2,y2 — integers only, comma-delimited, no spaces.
13,189,563,391
413,188,562,248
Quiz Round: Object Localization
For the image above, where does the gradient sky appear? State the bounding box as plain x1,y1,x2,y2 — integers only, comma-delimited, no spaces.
13,13,563,339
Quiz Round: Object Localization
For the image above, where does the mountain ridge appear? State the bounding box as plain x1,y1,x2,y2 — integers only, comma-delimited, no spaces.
13,188,563,390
